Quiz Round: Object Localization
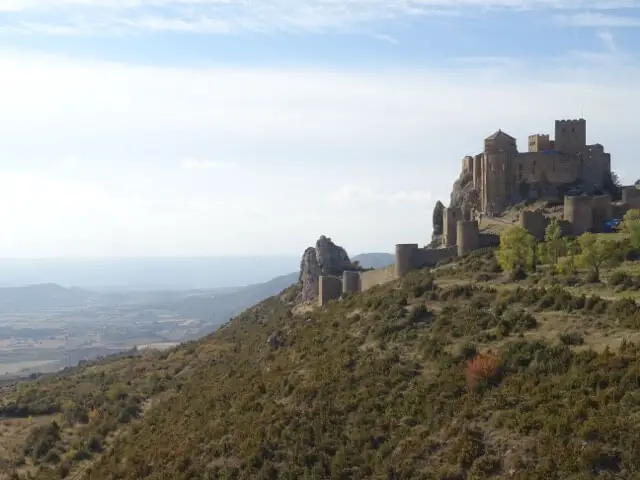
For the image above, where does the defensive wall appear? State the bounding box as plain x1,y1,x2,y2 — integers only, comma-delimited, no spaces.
318,219,482,306
317,187,638,307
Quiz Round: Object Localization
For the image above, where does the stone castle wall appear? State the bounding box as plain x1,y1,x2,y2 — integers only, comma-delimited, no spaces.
318,225,474,306
468,119,611,214
360,265,395,292
565,195,595,235
519,211,548,241
316,118,628,308
319,276,342,306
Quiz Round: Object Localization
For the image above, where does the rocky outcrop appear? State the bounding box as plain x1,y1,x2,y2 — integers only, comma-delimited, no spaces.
450,171,480,219
298,235,353,302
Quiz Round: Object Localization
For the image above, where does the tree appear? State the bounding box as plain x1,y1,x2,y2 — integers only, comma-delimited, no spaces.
566,237,580,274
543,218,566,266
432,200,445,236
577,233,621,281
623,209,640,251
496,226,536,272
604,171,622,200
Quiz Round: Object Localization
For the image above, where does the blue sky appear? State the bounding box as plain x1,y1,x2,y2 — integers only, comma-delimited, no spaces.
0,0,639,258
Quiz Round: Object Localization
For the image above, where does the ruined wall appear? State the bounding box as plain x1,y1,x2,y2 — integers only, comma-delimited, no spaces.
342,271,361,294
564,195,593,235
443,207,462,247
318,275,343,306
457,220,480,256
360,265,395,292
415,246,458,268
519,210,548,241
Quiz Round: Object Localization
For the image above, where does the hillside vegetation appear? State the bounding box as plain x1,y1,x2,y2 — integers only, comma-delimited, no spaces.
2,215,640,479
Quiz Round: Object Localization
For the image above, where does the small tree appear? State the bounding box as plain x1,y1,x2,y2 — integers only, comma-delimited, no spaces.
496,226,536,272
543,218,566,266
604,171,623,200
577,233,621,282
623,209,640,251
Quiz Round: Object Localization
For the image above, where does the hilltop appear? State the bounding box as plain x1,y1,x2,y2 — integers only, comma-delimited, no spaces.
2,226,640,478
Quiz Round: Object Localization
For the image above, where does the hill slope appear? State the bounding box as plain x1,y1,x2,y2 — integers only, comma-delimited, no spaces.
6,249,640,479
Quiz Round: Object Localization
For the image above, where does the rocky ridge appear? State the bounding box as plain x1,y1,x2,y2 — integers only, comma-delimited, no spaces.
298,235,353,302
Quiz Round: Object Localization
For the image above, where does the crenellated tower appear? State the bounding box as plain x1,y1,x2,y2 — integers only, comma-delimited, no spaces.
467,118,610,215
554,119,586,154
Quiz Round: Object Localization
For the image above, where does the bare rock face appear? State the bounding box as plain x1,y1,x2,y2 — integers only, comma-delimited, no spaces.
298,235,352,302
450,171,480,218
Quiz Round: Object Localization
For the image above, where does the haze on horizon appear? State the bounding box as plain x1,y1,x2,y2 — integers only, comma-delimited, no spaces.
1,0,639,259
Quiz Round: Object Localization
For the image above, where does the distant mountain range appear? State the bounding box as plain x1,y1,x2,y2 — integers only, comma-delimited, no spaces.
0,253,395,330
0,253,394,292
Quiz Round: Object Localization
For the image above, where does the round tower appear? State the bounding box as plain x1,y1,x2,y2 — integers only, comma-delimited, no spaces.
457,220,480,256
394,244,418,278
591,195,612,232
564,195,593,235
519,211,547,241
342,270,361,294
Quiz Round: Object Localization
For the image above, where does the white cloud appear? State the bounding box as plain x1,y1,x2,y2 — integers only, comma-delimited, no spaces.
0,0,638,36
556,12,640,27
182,159,236,170
326,184,432,207
597,29,617,52
0,48,640,256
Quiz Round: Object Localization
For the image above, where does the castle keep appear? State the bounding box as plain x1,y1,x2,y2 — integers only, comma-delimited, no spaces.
467,119,611,214
315,118,637,307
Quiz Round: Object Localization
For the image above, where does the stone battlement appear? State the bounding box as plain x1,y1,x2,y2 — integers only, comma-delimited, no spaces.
465,118,611,215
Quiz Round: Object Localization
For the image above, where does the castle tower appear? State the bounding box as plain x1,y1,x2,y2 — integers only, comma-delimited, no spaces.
564,195,593,235
457,220,480,256
394,244,418,278
480,130,518,213
555,119,586,154
591,195,612,232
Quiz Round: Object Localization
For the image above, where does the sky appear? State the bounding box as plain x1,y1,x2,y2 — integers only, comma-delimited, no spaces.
1,0,640,258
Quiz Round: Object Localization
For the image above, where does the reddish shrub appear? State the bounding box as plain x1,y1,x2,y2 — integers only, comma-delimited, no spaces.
465,351,501,390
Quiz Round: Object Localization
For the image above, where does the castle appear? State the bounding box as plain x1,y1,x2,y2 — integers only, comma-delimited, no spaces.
316,119,639,307
466,119,611,214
